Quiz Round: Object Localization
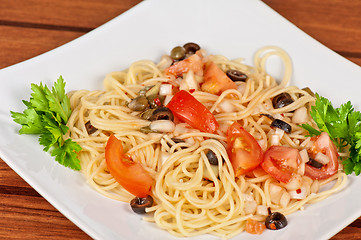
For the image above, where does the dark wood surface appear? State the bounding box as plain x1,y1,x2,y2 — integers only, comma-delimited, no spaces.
1,0,360,239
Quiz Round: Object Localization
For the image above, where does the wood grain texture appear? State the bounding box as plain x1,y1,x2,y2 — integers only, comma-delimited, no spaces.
1,0,361,239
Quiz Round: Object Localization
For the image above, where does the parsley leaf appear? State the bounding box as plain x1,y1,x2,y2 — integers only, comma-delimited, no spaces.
301,93,361,175
10,76,81,171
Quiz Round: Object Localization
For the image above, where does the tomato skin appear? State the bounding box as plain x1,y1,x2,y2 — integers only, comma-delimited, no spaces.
105,135,154,198
166,90,219,133
201,61,237,95
165,53,203,76
261,145,300,183
226,122,263,176
304,132,339,180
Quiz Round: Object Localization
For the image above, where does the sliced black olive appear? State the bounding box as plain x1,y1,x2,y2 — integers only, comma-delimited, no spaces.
85,120,97,134
306,158,324,169
206,149,218,165
260,113,275,121
272,92,294,109
128,95,149,111
265,208,287,230
150,107,174,121
183,42,200,55
226,69,248,82
130,195,154,214
170,46,186,61
271,119,292,134
167,138,187,149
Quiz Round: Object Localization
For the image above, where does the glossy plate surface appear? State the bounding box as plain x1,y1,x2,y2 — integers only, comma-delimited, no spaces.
1,0,360,239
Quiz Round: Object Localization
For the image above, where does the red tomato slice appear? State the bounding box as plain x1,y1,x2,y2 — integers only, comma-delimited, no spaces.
304,132,339,180
261,145,300,183
166,90,219,133
201,61,237,95
165,52,204,76
226,122,263,176
105,135,154,198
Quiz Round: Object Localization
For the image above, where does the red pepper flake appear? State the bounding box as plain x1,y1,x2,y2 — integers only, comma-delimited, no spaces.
189,89,195,93
296,188,301,194
269,223,277,230
154,97,162,106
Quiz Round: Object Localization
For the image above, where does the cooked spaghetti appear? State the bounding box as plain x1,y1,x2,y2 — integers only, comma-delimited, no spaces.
65,45,347,239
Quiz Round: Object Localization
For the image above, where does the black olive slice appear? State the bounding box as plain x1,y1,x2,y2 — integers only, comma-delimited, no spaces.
85,121,97,134
306,158,324,169
272,93,294,109
271,119,292,134
130,195,154,214
150,107,174,121
226,69,248,82
265,208,287,230
183,42,201,55
206,149,218,165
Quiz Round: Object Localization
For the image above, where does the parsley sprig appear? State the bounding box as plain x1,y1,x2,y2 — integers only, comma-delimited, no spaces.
302,93,361,175
11,76,82,170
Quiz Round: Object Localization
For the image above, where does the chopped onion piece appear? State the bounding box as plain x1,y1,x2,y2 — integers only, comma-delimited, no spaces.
256,205,269,216
271,134,280,146
150,120,175,132
159,84,172,96
289,186,307,199
280,191,291,208
219,99,235,113
292,107,308,124
160,152,171,165
269,183,284,204
163,94,173,106
157,55,173,70
298,149,309,175
315,152,330,165
237,81,247,94
281,175,302,191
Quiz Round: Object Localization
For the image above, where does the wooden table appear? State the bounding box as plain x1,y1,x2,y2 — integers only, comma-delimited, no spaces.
1,0,360,239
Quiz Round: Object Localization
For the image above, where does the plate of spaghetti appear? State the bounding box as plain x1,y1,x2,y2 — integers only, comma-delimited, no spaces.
1,0,361,240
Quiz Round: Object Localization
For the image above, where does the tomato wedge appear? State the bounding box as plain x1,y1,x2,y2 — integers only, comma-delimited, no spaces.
261,145,300,183
167,90,219,133
304,132,339,180
226,122,263,176
165,52,204,76
105,135,154,198
201,61,237,95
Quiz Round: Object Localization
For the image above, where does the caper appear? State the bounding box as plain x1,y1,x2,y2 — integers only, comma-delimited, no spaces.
270,119,292,134
150,107,174,121
130,195,154,214
170,46,186,61
147,94,164,108
139,85,154,96
226,69,248,82
85,120,98,134
140,108,156,120
140,125,157,133
183,42,200,55
272,92,294,109
301,87,315,97
265,208,287,230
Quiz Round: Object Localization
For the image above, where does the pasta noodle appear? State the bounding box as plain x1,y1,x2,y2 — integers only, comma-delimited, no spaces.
65,45,347,239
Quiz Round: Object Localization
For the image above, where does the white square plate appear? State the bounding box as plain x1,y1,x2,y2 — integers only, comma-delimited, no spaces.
1,0,361,239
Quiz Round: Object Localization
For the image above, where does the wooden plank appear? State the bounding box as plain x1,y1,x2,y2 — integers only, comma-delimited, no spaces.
0,0,142,29
262,0,361,56
0,25,84,69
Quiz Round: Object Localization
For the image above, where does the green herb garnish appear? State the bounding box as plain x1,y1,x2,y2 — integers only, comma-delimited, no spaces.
302,93,361,175
10,76,82,170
